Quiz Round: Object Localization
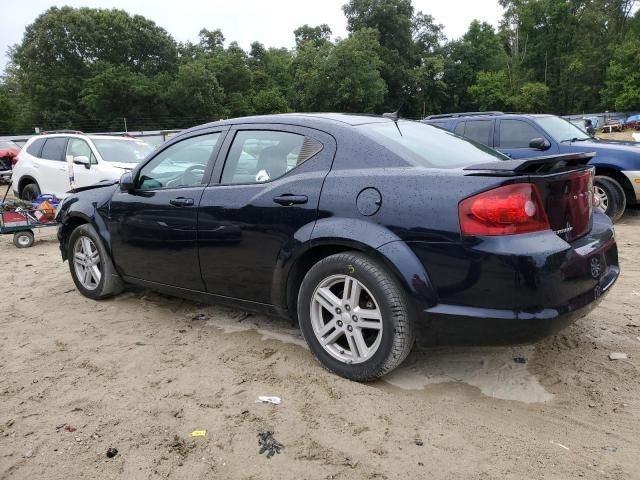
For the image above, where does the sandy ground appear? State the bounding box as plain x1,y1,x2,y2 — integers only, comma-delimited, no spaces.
1,211,639,480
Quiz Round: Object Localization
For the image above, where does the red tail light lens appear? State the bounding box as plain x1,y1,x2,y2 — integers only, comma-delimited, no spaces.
459,183,550,236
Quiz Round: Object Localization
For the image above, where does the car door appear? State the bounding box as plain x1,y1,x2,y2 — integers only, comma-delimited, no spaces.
198,124,336,305
66,137,99,188
108,128,227,290
38,137,70,197
496,119,558,159
453,119,494,147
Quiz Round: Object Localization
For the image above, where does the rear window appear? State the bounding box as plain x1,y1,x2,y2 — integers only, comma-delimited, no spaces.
40,138,68,161
26,138,46,157
358,121,507,169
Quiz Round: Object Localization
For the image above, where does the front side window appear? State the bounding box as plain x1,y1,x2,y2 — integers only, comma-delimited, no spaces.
67,139,97,164
137,133,221,190
221,131,320,185
498,120,543,148
40,137,68,161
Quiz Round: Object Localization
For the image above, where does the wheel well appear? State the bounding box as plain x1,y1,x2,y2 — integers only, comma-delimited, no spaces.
286,244,362,324
595,167,636,205
60,217,88,260
18,176,38,196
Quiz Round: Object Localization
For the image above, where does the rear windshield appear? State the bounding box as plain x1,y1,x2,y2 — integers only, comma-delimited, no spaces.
358,121,507,169
93,138,154,163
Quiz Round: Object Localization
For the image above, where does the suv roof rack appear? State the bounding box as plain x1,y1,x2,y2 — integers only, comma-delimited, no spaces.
39,130,85,135
425,111,504,120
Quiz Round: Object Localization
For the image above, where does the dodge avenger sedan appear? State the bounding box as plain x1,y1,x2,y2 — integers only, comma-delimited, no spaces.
56,114,619,381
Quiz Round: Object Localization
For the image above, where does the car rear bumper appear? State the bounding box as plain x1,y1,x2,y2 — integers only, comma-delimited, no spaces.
622,170,640,202
408,211,619,345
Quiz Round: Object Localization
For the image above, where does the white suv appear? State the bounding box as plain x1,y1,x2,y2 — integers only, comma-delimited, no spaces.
12,132,155,200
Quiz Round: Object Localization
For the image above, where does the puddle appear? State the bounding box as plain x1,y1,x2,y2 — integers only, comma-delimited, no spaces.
384,346,553,403
204,313,308,348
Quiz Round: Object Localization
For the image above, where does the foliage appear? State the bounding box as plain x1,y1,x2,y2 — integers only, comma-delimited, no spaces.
602,37,640,111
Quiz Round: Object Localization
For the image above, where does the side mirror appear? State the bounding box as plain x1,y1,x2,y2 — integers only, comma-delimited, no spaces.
119,172,135,192
73,155,91,169
529,138,551,150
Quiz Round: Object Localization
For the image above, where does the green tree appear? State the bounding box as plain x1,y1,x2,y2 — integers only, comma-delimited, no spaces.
512,82,550,112
294,24,332,48
468,71,511,111
602,37,640,111
252,88,289,114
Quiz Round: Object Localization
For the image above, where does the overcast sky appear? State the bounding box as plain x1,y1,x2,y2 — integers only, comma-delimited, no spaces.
0,0,504,73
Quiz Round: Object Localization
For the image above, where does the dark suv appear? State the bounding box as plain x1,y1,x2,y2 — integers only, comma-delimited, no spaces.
423,112,640,221
57,114,618,381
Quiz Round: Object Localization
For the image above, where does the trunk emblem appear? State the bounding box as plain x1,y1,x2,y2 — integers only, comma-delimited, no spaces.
590,257,602,279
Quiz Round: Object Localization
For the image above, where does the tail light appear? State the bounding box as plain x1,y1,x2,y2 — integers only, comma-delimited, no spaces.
11,154,19,167
459,183,550,236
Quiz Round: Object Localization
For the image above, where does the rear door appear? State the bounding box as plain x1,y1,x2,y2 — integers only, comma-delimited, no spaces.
38,137,70,196
496,119,558,159
198,124,336,304
453,119,494,147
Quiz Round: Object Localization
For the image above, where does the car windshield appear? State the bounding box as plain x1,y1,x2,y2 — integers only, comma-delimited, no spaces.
358,121,508,169
0,140,19,149
92,138,154,163
534,116,591,142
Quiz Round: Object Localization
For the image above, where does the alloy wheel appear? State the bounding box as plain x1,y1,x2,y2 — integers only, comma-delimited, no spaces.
595,185,608,210
73,236,102,290
310,274,383,364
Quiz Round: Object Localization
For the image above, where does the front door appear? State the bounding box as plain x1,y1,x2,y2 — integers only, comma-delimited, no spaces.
496,119,558,159
108,129,227,290
66,137,99,189
198,125,336,305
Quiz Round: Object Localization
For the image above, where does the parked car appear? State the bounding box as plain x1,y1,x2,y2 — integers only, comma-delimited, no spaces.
423,112,640,221
625,114,640,130
602,119,624,133
0,140,21,183
12,131,155,200
56,114,619,381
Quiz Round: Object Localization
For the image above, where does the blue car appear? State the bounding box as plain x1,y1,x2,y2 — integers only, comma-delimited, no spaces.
56,114,618,381
423,112,640,220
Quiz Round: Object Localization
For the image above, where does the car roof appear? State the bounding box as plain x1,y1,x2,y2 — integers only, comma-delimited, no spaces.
424,113,554,122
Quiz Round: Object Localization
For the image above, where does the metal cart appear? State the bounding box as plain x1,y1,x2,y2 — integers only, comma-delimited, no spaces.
0,183,58,248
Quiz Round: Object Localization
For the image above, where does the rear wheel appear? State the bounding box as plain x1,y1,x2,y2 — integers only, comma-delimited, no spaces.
13,230,34,248
594,176,626,222
297,252,415,381
67,224,123,299
21,182,40,202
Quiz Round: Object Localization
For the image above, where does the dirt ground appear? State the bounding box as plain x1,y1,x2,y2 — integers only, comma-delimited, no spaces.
1,211,639,480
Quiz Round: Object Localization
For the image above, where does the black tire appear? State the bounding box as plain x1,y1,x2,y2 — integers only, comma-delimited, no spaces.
595,176,626,222
13,230,34,248
21,182,40,202
297,252,415,381
67,224,124,300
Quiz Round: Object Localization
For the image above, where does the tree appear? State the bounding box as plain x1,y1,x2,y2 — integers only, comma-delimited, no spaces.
294,24,332,48
513,82,550,112
468,71,511,111
602,38,640,111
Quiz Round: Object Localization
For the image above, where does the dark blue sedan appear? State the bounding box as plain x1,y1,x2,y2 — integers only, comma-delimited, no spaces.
56,114,619,381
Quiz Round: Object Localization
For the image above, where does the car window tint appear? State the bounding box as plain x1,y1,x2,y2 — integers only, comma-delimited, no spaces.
137,133,220,190
464,121,492,146
67,139,96,164
221,131,318,185
40,138,68,161
453,122,465,135
26,138,46,157
428,121,451,130
498,120,541,148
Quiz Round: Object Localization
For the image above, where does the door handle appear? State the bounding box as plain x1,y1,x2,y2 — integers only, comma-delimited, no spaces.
273,194,308,206
169,197,194,207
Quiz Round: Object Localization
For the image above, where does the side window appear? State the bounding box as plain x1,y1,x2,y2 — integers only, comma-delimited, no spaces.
66,139,97,164
137,133,220,190
428,121,452,130
453,122,465,135
499,120,542,148
40,138,68,161
26,138,46,157
221,130,321,185
464,121,492,146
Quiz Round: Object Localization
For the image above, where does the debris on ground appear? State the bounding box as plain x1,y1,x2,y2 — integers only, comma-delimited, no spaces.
608,352,628,360
513,356,528,364
22,450,33,459
63,425,77,433
257,431,284,458
550,440,570,451
168,435,195,457
256,396,281,405
106,447,118,458
191,313,209,321
602,446,618,452
189,429,207,437
414,436,424,446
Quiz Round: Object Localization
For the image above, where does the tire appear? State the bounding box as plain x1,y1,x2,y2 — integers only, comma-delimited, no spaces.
67,224,123,300
297,252,415,381
13,230,34,248
21,182,40,202
594,176,626,222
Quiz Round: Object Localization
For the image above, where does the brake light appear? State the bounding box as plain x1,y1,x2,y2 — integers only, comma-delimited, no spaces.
11,155,19,167
459,183,550,236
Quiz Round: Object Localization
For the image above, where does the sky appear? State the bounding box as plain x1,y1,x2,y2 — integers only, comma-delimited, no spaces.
0,0,504,73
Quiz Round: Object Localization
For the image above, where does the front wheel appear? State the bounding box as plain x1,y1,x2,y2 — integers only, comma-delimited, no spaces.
297,252,415,381
21,183,40,202
67,224,123,299
595,176,626,222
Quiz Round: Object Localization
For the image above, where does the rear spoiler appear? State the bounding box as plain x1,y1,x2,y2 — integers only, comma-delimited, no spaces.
464,152,595,176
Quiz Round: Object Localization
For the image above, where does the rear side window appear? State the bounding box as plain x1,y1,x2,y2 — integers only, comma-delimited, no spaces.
40,138,68,161
427,121,452,130
498,120,542,148
463,121,492,146
453,122,465,135
26,138,46,157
